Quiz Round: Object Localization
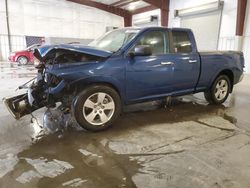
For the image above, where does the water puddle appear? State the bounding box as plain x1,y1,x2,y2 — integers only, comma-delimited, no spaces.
16,170,42,184
0,154,18,178
62,178,87,187
25,157,74,178
0,94,243,188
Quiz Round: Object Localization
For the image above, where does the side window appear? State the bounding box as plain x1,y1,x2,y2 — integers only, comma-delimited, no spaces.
134,31,169,55
172,31,192,53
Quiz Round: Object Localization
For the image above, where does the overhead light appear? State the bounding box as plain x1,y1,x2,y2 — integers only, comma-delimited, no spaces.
128,4,136,10
128,1,141,11
175,1,224,17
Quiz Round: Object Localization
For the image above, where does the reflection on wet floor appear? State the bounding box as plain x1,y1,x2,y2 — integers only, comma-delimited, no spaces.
0,63,37,79
0,62,250,188
0,98,248,188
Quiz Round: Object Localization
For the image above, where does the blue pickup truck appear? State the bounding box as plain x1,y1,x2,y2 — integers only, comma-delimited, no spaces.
4,27,244,131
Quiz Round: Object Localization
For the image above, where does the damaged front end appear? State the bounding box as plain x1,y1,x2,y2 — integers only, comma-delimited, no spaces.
3,64,58,119
4,44,111,120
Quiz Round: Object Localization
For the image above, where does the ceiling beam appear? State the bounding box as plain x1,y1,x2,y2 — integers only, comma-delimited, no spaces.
142,0,162,9
111,0,130,6
111,0,138,7
67,0,131,17
132,5,157,15
67,0,170,27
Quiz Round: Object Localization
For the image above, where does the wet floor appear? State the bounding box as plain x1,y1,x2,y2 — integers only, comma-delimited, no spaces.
0,62,250,188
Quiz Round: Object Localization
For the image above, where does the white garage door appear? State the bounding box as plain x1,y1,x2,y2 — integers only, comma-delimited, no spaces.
181,11,221,51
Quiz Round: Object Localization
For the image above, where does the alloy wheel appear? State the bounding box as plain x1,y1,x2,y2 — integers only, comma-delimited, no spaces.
83,92,115,126
19,57,28,65
214,79,228,101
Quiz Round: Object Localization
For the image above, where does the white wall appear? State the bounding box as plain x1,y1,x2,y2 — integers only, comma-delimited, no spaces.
131,0,238,50
132,9,161,26
169,0,216,27
132,0,250,73
0,0,124,60
169,0,238,50
242,1,250,73
169,0,250,73
0,35,26,60
0,0,123,39
218,0,238,51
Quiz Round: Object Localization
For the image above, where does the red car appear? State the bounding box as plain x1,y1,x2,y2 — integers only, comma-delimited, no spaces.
8,44,41,65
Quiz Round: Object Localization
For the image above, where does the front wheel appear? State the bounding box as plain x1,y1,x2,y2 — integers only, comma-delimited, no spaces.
73,85,121,131
17,56,28,65
204,75,231,104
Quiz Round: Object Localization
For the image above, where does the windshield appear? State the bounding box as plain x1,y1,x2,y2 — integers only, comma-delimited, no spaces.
88,29,140,52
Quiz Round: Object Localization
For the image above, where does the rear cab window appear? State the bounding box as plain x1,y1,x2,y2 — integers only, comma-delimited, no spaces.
172,31,192,53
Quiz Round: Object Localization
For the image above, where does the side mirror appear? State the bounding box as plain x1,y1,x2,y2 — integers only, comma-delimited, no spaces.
129,45,152,57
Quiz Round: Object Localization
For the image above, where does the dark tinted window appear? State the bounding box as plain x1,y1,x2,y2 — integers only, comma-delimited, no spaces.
135,31,169,55
172,31,192,53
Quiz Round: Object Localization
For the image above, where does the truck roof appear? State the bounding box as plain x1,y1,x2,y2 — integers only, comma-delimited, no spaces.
121,26,192,33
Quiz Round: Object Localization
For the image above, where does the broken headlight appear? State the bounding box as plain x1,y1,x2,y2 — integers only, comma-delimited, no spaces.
44,73,61,87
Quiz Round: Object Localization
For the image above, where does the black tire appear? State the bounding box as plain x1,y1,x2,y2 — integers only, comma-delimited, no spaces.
204,75,231,104
17,56,28,65
73,85,121,132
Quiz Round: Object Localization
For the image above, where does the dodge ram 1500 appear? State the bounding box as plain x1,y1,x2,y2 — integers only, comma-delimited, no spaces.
4,27,245,131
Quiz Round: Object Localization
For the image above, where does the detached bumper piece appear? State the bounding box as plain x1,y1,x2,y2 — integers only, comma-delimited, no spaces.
3,94,40,119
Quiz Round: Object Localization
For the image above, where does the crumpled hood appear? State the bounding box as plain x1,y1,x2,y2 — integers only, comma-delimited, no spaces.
33,44,112,61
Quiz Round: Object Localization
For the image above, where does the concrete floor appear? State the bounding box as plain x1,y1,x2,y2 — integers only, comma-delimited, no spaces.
0,62,250,188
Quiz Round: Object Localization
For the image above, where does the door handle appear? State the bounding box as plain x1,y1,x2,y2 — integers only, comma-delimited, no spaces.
161,61,174,65
189,60,197,63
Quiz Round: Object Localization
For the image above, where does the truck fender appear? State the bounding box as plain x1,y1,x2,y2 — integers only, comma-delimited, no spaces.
69,76,125,102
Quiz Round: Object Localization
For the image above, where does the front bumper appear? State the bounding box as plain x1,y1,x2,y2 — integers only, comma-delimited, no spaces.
4,58,71,119
3,93,39,119
4,76,67,119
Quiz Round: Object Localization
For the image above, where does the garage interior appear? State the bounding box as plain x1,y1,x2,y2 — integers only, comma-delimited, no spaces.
0,0,250,187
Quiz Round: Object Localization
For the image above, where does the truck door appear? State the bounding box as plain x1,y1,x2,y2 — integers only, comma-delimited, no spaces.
170,30,200,94
126,29,174,102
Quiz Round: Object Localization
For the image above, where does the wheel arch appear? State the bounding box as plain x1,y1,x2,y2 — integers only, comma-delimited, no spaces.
16,55,29,62
87,82,122,98
70,78,125,103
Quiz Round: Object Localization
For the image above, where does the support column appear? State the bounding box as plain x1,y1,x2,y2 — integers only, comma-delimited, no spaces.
161,9,168,26
235,0,247,51
138,0,170,26
160,0,169,27
124,15,132,27
236,0,247,36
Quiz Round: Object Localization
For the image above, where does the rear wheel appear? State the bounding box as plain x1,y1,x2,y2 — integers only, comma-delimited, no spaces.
73,85,121,131
204,75,231,104
17,56,28,65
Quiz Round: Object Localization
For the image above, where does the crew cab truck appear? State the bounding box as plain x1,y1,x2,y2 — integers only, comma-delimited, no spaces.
4,27,245,131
